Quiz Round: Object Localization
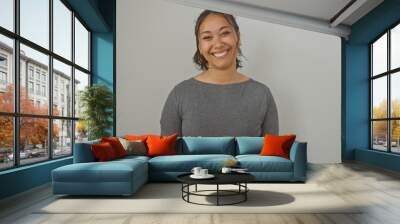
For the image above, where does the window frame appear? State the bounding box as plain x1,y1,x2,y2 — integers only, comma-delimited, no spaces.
370,20,400,154
0,0,92,171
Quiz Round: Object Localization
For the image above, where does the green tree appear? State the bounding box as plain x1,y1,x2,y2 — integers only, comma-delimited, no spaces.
79,84,113,140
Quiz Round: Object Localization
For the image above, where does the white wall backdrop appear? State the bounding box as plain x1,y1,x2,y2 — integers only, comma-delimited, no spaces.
116,0,341,163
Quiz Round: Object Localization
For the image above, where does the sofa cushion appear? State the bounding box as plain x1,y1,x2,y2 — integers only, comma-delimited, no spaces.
91,142,118,161
53,158,148,183
101,137,127,158
179,137,235,155
260,134,296,159
236,155,293,172
119,138,147,156
235,137,263,155
148,154,235,172
147,134,178,157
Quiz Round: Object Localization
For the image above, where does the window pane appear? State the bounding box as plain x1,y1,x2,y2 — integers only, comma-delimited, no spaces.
53,119,72,157
391,72,400,117
20,44,49,115
0,0,13,31
74,69,89,118
391,120,400,153
75,17,89,70
372,33,387,76
392,24,400,70
0,34,14,112
0,116,13,170
53,59,72,117
372,77,387,119
20,117,49,165
75,120,88,143
20,0,49,49
372,121,387,151
53,0,72,60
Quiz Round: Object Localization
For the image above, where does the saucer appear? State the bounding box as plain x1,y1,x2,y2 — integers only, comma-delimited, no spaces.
190,174,215,179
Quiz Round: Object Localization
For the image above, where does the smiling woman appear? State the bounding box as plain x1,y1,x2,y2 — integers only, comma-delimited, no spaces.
160,10,279,137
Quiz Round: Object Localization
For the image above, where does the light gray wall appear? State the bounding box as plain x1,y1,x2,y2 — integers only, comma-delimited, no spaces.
116,0,341,163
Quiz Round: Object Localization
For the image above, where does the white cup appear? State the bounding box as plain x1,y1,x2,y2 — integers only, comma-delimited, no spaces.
200,169,208,176
221,167,232,174
191,167,202,176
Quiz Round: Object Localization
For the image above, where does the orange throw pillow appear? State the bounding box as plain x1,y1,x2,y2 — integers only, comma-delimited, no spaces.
124,135,149,141
260,134,296,159
101,137,127,158
91,142,117,161
146,134,178,157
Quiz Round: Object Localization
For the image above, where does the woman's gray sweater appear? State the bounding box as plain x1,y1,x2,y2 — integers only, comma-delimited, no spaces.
160,77,279,137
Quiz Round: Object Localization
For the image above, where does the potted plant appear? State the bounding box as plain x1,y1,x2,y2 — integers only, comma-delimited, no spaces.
79,84,113,140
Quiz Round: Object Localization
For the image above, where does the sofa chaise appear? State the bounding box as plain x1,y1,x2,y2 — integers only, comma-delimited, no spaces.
52,137,307,196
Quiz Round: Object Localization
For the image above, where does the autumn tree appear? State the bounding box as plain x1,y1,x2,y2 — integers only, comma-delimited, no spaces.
372,99,400,143
0,84,59,152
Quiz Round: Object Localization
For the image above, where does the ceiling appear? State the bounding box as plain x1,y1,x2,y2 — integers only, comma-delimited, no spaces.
223,0,382,26
167,0,384,38
225,0,353,24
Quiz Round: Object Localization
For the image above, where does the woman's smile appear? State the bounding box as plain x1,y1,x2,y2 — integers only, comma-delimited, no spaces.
212,49,229,58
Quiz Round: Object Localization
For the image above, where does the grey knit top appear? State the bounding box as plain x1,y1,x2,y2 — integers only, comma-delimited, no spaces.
160,77,279,137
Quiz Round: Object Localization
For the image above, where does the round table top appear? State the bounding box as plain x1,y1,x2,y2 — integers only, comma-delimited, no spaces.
177,172,255,185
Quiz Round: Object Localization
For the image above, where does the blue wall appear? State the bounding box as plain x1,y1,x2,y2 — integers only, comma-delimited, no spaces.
91,0,116,135
0,0,115,200
0,158,72,199
344,0,400,171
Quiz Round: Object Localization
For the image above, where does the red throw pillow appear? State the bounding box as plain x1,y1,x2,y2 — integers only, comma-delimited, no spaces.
146,134,177,157
260,134,296,159
101,137,127,158
91,142,118,161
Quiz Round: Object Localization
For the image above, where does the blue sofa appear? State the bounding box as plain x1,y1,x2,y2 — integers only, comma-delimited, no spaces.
52,137,307,196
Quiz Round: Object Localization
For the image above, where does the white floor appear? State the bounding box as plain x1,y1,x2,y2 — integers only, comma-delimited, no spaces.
1,162,400,224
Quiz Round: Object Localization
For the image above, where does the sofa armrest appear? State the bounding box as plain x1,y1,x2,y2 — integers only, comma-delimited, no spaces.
289,141,307,181
73,140,100,163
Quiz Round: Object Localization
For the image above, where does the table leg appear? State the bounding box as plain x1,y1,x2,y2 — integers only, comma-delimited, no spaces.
187,184,190,202
217,184,219,206
195,184,197,192
245,183,247,201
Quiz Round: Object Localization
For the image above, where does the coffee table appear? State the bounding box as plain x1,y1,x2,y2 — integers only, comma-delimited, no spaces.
177,172,255,206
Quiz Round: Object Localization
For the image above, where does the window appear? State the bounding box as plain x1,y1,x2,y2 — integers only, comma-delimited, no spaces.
0,0,91,170
53,59,71,117
20,0,49,49
35,70,40,81
35,83,40,95
28,81,34,94
371,23,400,154
42,85,46,97
0,0,13,32
29,67,34,80
53,0,72,60
0,54,8,86
0,71,6,84
0,55,7,67
75,18,89,70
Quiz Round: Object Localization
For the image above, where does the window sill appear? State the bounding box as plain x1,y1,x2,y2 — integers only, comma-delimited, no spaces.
0,156,72,176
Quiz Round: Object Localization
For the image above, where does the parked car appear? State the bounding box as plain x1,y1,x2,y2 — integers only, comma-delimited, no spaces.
7,150,32,160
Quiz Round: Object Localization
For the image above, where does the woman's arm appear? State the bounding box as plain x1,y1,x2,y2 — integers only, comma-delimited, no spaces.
262,88,279,135
160,87,182,136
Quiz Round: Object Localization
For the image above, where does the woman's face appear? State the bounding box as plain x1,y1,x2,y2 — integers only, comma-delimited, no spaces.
198,13,240,70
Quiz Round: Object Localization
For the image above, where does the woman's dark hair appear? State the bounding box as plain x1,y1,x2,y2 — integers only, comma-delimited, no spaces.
193,10,243,71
